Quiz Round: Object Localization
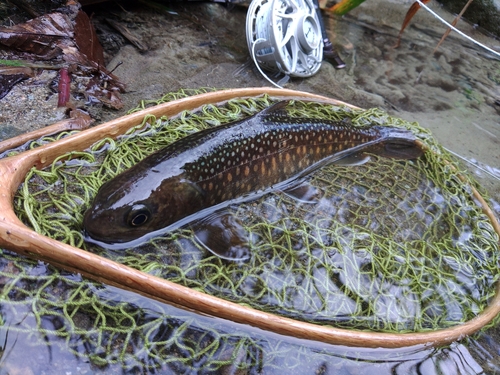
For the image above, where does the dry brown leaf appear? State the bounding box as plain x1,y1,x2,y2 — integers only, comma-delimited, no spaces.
0,66,34,99
0,4,125,109
394,0,431,49
74,10,105,65
0,13,74,60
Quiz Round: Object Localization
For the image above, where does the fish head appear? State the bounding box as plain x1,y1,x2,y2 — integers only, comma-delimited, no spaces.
83,172,206,246
83,199,158,245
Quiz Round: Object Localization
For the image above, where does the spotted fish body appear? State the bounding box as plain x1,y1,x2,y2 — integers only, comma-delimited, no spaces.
83,101,422,253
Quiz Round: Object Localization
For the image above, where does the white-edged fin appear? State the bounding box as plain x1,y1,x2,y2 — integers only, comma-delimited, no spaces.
192,212,251,261
283,181,322,204
333,154,371,166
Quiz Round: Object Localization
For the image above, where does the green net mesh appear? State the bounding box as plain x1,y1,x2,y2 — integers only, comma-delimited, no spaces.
2,88,499,371
0,250,271,373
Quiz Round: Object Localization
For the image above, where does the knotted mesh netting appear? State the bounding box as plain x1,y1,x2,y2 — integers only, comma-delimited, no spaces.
2,88,499,371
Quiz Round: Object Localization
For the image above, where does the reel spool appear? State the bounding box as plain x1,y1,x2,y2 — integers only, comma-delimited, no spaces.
246,0,323,81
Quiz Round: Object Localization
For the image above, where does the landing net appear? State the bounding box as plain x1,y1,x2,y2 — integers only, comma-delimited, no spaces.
2,88,498,370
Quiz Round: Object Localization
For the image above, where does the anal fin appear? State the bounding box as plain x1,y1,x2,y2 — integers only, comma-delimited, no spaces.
333,153,371,166
283,181,322,204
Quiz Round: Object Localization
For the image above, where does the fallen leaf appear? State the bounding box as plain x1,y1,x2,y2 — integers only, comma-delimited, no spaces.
0,12,74,60
0,107,93,154
74,10,105,65
0,66,34,99
0,3,125,109
327,0,368,16
394,0,431,49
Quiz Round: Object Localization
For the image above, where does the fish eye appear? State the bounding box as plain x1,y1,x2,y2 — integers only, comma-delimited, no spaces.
126,204,151,227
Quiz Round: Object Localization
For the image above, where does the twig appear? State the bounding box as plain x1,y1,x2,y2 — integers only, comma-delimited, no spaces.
6,0,39,18
106,18,148,52
0,111,93,154
433,0,474,53
416,0,500,58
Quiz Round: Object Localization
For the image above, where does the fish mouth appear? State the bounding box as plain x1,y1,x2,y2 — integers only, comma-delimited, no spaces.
82,208,115,244
82,224,132,247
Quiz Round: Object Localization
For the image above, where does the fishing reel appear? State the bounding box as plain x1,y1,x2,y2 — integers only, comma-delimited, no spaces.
246,0,323,83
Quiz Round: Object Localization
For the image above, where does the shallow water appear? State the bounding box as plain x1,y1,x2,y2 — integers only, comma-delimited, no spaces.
3,104,500,374
1,0,500,373
0,254,492,375
329,2,498,163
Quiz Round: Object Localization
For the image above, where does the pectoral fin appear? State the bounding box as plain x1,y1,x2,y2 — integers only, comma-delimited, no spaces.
192,212,251,261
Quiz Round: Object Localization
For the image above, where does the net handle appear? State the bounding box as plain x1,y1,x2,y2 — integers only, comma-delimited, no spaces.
0,87,499,348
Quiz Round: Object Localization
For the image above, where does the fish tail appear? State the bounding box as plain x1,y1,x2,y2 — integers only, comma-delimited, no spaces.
371,126,424,159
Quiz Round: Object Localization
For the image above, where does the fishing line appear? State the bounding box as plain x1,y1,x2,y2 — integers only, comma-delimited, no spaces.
251,38,284,89
249,0,283,87
444,147,500,182
416,0,500,58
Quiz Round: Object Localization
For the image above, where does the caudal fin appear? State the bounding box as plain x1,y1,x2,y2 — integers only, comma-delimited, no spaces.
372,127,424,160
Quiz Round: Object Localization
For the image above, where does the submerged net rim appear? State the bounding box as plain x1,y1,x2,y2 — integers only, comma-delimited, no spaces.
0,89,500,347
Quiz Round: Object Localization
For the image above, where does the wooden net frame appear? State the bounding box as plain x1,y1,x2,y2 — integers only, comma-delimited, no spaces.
0,87,499,348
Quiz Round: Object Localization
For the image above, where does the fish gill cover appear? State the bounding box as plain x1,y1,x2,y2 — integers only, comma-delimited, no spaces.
2,88,499,371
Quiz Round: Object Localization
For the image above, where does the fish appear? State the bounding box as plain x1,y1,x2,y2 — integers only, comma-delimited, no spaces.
83,101,423,260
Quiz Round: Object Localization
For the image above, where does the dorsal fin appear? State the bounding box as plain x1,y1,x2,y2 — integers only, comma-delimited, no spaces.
257,100,290,119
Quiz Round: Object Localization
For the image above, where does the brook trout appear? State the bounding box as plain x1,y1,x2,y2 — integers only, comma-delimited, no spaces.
83,101,422,258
